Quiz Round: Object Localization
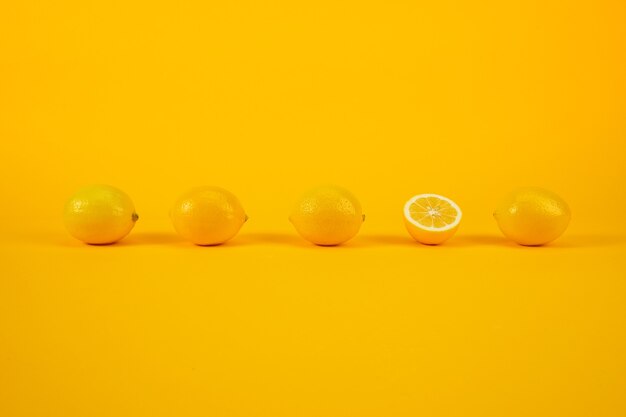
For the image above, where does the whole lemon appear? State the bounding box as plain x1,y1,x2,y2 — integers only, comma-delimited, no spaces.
494,187,571,246
170,186,247,245
64,184,138,245
290,185,364,246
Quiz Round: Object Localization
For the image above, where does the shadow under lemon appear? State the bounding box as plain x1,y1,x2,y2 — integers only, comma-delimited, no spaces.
58,231,624,249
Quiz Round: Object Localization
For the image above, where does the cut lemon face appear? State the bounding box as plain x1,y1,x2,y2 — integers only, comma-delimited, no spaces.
403,194,462,245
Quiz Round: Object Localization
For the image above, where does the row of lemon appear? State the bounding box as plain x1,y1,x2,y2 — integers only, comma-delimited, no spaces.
63,185,571,247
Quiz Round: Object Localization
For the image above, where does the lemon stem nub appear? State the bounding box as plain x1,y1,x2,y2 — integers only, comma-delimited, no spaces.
362,214,366,222
244,214,249,223
132,212,139,222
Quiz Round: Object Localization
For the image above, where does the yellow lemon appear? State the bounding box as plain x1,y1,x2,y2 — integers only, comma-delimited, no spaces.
170,186,247,245
494,187,571,246
289,185,364,246
403,194,462,245
63,184,138,245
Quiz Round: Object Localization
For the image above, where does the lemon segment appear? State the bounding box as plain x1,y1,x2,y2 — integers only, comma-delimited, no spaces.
403,194,462,245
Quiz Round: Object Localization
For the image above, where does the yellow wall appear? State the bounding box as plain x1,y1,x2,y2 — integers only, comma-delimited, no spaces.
1,1,625,416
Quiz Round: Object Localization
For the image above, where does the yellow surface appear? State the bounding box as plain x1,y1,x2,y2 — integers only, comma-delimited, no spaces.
1,1,625,416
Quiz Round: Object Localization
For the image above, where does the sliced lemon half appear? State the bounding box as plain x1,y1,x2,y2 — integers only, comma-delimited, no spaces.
403,194,462,245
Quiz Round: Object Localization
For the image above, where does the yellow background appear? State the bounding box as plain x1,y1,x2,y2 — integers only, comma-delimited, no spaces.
1,1,625,416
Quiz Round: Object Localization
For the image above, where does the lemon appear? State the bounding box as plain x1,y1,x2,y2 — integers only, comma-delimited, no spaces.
170,186,247,245
63,185,138,245
289,185,364,246
494,187,571,246
403,194,462,245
